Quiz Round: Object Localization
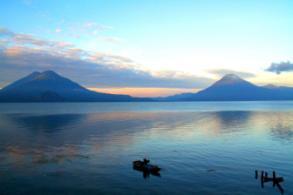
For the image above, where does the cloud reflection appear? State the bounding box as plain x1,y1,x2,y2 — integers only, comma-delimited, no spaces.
4,145,89,167
0,111,292,168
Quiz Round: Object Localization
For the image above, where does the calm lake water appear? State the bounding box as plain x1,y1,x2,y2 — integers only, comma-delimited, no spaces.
0,101,292,194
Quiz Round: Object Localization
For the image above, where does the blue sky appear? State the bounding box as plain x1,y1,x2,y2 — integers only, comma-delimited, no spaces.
0,0,293,96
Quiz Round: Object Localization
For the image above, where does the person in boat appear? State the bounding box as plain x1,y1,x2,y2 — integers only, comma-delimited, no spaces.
143,158,150,165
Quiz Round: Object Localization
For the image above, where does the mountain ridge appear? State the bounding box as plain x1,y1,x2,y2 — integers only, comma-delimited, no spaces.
0,70,149,102
161,74,293,101
0,71,293,102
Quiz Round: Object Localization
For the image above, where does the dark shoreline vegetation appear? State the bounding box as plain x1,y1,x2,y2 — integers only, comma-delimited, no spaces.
0,70,293,102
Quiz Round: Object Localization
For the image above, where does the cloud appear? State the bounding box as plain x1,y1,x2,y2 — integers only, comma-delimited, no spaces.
209,69,255,78
0,28,15,37
0,27,75,50
57,21,113,40
83,21,111,33
266,61,293,74
13,34,50,46
0,27,212,89
99,36,123,44
56,22,122,44
55,28,62,33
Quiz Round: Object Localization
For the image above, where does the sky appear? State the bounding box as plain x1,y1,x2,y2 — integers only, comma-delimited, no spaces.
0,0,293,97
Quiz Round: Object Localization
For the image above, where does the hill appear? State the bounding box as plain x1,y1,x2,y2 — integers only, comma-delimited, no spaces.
162,74,293,101
0,71,145,102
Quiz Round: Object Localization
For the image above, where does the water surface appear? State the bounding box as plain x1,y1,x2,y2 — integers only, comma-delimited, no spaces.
0,102,292,194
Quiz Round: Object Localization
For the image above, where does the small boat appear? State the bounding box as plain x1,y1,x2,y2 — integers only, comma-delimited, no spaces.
133,159,161,174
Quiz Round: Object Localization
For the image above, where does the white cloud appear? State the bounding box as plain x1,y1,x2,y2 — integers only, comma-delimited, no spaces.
55,28,62,33
0,27,213,89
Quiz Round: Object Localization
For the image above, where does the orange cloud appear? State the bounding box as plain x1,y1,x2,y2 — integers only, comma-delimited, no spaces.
4,46,25,56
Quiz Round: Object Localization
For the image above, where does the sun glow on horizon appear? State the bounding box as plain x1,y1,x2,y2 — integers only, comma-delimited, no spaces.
88,87,198,97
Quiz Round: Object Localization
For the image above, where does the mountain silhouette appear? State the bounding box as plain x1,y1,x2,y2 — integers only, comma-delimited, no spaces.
162,74,293,101
0,70,145,102
0,72,293,102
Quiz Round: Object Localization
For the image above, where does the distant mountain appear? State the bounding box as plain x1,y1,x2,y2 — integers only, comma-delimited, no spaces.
0,70,147,102
162,74,293,101
1,71,293,102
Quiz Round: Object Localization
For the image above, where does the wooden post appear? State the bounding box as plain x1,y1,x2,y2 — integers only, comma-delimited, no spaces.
261,171,264,188
255,170,258,179
276,182,284,194
273,171,276,187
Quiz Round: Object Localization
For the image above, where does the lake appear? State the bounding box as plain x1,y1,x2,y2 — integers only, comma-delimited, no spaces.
0,101,292,194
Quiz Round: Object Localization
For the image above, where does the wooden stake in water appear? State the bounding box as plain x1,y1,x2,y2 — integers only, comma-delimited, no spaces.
273,171,276,187
261,171,264,188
